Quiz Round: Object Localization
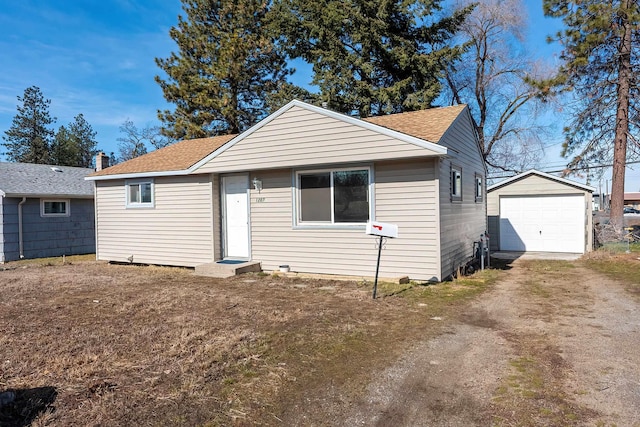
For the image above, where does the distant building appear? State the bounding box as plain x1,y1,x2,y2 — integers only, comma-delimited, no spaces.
0,162,95,262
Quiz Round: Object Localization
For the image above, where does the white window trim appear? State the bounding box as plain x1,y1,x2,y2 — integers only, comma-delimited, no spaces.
125,178,155,208
451,165,462,202
294,165,373,228
41,199,70,217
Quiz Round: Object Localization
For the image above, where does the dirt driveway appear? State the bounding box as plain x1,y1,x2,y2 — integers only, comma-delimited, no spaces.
293,259,640,426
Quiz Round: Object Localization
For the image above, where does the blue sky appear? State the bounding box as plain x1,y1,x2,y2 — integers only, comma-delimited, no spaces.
0,0,636,190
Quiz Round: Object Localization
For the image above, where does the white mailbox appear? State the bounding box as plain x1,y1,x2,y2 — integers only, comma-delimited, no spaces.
366,221,398,238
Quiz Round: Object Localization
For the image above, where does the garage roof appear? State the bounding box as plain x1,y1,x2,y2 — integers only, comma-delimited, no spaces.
488,169,595,193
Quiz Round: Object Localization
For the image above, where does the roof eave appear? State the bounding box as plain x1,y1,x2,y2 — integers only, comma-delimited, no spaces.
3,193,94,199
85,169,192,181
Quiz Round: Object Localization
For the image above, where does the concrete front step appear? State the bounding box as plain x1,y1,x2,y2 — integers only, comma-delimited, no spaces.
194,261,262,278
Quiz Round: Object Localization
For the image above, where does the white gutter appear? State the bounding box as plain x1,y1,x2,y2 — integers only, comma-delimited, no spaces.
18,197,26,259
85,169,190,181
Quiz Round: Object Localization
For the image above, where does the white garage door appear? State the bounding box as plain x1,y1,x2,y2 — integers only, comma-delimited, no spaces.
499,195,585,253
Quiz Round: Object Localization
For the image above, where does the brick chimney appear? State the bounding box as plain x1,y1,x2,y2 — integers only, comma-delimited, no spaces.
96,152,110,171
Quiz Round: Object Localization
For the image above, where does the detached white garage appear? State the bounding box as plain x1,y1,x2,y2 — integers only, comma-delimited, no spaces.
488,170,594,254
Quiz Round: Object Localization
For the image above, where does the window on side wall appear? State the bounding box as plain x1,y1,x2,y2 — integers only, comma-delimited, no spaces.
475,173,483,202
296,167,371,226
126,179,154,208
451,165,462,202
41,199,70,217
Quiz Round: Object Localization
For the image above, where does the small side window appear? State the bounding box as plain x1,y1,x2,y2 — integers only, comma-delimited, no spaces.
475,173,483,202
126,179,154,208
41,199,70,217
451,165,462,202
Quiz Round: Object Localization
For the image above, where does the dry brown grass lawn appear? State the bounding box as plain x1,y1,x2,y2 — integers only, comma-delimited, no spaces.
0,258,495,426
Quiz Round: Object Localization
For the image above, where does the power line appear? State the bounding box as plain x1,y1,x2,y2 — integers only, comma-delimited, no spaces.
487,160,640,180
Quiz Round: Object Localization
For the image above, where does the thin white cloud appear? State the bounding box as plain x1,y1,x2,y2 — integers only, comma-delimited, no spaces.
0,1,182,158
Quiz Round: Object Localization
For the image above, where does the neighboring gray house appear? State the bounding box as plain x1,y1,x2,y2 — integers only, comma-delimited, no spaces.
0,162,96,262
87,100,486,281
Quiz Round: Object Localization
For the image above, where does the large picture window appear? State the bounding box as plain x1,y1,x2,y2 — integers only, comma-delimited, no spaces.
126,179,154,208
41,199,70,217
297,167,370,225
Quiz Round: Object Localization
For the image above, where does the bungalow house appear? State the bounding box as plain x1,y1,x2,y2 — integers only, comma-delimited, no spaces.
0,162,96,262
87,100,486,281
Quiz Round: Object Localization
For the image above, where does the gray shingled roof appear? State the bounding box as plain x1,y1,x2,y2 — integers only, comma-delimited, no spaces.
0,162,95,198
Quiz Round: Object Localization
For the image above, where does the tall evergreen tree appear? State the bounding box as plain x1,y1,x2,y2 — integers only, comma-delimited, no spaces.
50,125,78,166
50,114,98,167
2,86,55,164
155,0,295,139
543,0,640,228
68,114,98,168
279,0,472,117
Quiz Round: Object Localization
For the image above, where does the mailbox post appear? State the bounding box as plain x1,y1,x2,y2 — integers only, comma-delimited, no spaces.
366,221,398,299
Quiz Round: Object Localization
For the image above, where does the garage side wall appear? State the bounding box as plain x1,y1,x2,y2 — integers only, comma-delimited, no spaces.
95,174,215,267
247,159,441,281
487,175,593,252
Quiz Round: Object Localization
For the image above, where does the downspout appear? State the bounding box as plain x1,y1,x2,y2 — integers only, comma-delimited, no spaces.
18,197,26,259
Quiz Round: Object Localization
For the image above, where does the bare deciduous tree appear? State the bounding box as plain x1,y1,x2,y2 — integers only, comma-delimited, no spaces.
441,0,553,176
117,119,173,162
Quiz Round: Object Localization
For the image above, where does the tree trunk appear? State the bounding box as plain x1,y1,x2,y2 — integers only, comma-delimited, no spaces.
610,0,632,231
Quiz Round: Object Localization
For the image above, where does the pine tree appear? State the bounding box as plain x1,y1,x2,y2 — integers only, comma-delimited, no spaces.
543,0,640,229
68,114,98,168
279,0,471,117
155,0,295,140
51,114,98,167
50,125,78,166
2,86,55,164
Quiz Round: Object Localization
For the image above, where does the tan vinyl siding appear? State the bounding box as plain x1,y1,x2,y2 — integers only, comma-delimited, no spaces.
197,106,441,174
248,159,441,281
95,175,214,267
437,113,487,279
487,174,593,251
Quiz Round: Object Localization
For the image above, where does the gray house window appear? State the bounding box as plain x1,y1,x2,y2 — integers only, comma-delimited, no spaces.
126,179,154,208
451,165,462,202
296,167,371,225
41,199,70,217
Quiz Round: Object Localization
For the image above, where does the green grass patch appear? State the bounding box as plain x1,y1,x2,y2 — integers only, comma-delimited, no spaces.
599,241,640,253
525,259,576,272
399,268,500,304
583,252,640,294
2,253,96,267
525,279,552,298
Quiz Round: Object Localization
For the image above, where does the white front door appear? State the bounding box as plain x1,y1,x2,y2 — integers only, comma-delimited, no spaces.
222,174,250,259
